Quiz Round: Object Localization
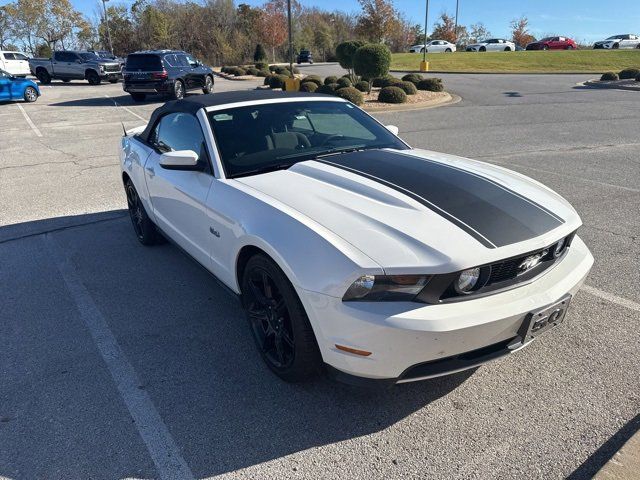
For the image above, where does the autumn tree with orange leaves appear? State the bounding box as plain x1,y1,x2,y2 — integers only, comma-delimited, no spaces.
511,16,535,48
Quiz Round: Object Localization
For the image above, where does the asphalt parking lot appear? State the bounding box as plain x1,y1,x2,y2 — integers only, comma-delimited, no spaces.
1,70,639,479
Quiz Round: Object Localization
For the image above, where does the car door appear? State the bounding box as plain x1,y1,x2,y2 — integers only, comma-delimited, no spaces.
53,52,74,77
182,54,205,89
144,112,214,266
0,69,11,100
11,52,30,75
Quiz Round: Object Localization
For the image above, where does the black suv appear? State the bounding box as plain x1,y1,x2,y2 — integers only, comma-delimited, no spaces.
296,50,313,64
123,50,214,102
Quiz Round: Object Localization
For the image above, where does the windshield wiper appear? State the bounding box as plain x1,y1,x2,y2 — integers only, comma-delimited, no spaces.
231,162,296,179
315,145,369,158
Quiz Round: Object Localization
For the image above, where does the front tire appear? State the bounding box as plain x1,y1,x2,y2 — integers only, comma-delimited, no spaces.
445,48,452,52
87,71,101,85
23,86,38,102
504,47,512,51
479,46,486,52
241,254,321,382
202,75,214,94
125,180,161,245
36,68,51,84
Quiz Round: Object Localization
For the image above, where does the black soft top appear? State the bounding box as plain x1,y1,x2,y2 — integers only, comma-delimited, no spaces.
138,90,332,143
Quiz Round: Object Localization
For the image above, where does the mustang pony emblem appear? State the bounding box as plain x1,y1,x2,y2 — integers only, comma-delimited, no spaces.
518,250,548,275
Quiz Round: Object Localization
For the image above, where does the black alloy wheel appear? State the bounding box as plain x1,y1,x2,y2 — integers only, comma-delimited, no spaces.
125,180,160,245
241,255,321,382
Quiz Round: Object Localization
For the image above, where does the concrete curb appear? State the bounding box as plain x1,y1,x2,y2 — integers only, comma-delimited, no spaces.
581,79,640,91
390,69,602,75
595,428,640,479
363,92,461,113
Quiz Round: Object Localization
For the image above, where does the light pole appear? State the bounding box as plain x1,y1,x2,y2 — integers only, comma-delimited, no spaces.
420,0,430,71
101,0,114,55
454,0,460,46
287,0,293,77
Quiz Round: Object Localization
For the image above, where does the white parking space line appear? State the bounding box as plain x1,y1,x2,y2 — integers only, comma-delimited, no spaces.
583,285,640,313
105,94,148,122
16,103,43,137
44,234,195,480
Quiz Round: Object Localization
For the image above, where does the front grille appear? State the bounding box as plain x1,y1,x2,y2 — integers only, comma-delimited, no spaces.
103,64,121,72
487,248,554,285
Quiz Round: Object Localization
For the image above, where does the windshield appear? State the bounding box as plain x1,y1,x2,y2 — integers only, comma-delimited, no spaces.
539,37,553,42
79,52,98,61
606,35,622,40
207,100,408,178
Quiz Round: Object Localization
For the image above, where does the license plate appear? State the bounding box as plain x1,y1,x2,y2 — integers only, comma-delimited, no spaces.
519,295,571,343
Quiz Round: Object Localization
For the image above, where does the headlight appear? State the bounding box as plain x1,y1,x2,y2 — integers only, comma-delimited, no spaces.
343,274,430,302
454,267,481,294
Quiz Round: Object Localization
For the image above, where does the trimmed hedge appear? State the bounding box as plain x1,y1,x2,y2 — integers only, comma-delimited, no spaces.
637,73,640,82
336,77,352,88
398,81,417,95
619,68,640,79
402,73,424,84
600,71,619,81
416,78,444,92
378,86,407,104
316,83,338,94
324,75,338,85
256,69,270,77
300,81,318,92
231,67,246,76
336,86,364,106
246,67,260,76
353,44,392,82
371,75,395,87
354,80,370,92
336,40,366,71
303,75,323,86
379,77,403,88
268,65,278,72
268,74,288,89
255,62,269,70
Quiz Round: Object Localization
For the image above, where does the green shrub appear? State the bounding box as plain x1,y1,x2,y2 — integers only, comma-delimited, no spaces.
316,83,338,94
246,67,260,76
264,74,274,85
255,61,269,70
619,68,640,79
402,73,424,84
379,77,403,88
336,77,352,88
256,69,270,77
336,40,366,72
353,44,392,83
354,80,370,92
303,75,323,86
220,66,230,73
600,71,619,81
416,78,444,92
336,86,364,106
378,86,407,104
324,75,338,85
398,81,417,95
300,81,319,92
292,67,300,74
637,73,640,82
371,75,395,87
274,66,291,75
268,74,288,89
254,44,267,63
268,65,277,72
229,67,246,76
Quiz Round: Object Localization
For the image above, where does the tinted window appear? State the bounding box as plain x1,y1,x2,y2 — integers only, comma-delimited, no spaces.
207,101,407,178
3,53,15,60
125,54,163,71
153,113,206,157
14,53,28,60
162,54,178,67
176,55,191,67
79,53,98,61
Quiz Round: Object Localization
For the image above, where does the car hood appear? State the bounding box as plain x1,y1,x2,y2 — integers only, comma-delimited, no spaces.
9,76,38,90
595,39,619,44
234,149,581,273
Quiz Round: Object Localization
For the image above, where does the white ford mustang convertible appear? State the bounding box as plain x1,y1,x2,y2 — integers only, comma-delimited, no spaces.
120,91,593,386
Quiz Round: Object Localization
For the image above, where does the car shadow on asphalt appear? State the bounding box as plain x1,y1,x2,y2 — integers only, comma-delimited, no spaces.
48,94,165,108
0,211,474,479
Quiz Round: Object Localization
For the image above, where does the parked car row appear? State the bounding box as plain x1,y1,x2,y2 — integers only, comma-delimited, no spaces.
409,34,640,52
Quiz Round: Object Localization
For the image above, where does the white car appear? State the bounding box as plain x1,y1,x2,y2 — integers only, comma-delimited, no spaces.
120,91,593,385
466,39,516,52
593,34,640,49
409,40,456,53
0,51,30,77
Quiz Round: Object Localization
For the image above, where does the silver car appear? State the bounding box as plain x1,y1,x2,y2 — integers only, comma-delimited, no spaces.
466,39,516,52
593,34,640,49
409,40,456,53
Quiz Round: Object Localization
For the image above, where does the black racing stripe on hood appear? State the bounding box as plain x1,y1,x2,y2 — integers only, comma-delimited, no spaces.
316,150,564,249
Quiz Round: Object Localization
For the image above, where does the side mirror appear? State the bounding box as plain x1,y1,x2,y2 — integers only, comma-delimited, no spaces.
386,125,399,136
159,150,203,171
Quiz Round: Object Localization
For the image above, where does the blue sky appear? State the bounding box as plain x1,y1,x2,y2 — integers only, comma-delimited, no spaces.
5,0,639,42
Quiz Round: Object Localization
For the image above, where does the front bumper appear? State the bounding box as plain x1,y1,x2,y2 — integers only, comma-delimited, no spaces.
100,71,122,80
301,236,593,384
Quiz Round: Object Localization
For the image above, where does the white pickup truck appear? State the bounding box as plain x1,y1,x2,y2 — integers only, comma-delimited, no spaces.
0,51,30,77
29,50,122,85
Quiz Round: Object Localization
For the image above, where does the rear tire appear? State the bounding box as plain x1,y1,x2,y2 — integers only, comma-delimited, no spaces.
479,46,486,52
87,71,101,85
445,48,452,52
130,93,146,102
612,43,619,49
36,69,51,84
124,180,161,246
504,47,512,51
202,75,214,94
23,86,38,102
241,254,322,382
566,45,574,50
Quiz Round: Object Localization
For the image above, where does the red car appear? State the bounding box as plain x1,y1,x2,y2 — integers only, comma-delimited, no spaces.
526,36,578,50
